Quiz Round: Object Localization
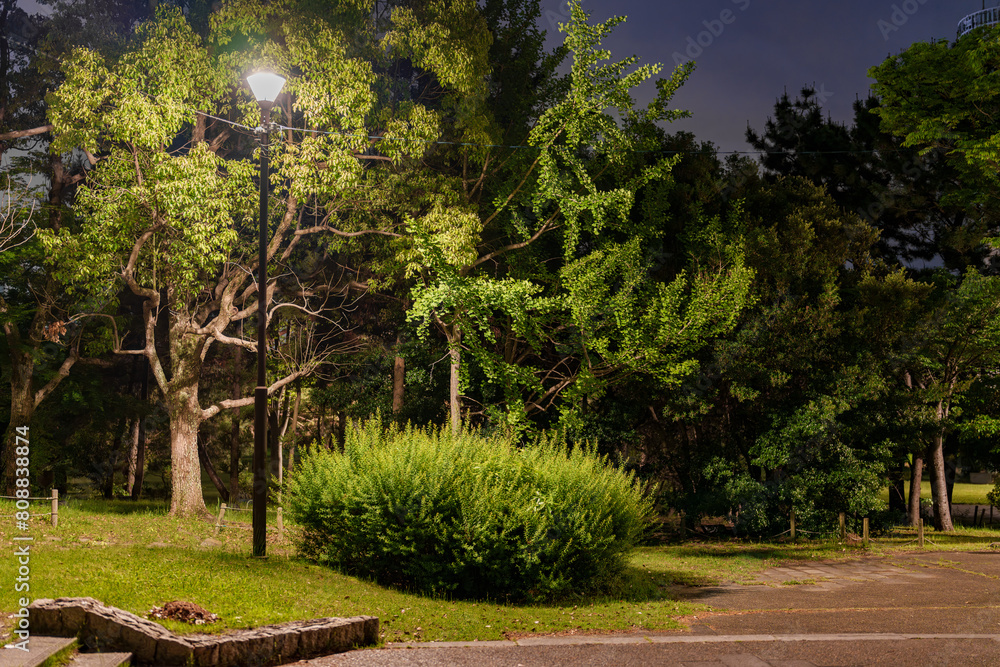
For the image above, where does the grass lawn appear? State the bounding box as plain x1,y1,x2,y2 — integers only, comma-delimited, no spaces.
1,498,710,644
2,498,998,646
881,481,996,506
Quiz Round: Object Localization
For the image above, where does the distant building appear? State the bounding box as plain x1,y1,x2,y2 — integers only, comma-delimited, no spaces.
958,4,1000,37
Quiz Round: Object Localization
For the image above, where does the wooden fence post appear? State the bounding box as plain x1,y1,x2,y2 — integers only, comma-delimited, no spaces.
918,518,924,548
51,489,58,528
863,517,869,547
839,512,846,541
790,509,796,540
214,503,227,535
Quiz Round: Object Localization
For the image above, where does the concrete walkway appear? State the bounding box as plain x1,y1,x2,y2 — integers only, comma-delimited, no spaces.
303,550,1000,666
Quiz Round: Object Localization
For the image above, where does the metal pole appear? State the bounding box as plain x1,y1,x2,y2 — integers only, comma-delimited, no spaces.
253,104,271,558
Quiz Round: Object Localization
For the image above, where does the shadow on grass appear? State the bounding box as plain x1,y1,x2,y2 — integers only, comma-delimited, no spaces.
66,498,170,515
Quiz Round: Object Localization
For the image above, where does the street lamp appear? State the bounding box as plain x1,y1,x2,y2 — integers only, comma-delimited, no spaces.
248,70,286,558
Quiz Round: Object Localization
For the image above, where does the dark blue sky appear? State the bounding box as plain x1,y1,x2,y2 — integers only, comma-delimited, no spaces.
539,0,987,152
16,0,985,152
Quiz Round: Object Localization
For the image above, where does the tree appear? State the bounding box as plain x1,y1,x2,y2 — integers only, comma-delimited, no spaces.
657,175,896,533
869,30,1000,263
404,1,753,435
900,271,1000,531
40,0,503,515
747,87,992,273
0,0,145,495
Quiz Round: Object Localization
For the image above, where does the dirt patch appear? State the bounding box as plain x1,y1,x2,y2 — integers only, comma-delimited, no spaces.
148,600,219,625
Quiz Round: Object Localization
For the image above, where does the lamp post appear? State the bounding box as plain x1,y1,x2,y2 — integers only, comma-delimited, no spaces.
247,71,286,558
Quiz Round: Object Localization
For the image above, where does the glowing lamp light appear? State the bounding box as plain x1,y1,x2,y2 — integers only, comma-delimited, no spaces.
247,71,286,105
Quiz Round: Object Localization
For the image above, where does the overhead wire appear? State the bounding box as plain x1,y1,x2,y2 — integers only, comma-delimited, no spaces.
195,110,931,158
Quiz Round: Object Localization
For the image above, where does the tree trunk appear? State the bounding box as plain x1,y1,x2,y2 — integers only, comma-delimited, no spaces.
393,334,405,414
130,358,148,501
104,420,126,499
127,418,140,495
229,414,241,501
908,452,924,526
272,387,289,482
163,325,208,516
335,411,346,451
287,385,301,472
229,340,243,502
317,401,325,449
929,426,953,531
167,394,207,516
945,456,956,508
198,436,229,503
268,405,281,478
447,323,461,436
2,350,33,495
888,462,907,515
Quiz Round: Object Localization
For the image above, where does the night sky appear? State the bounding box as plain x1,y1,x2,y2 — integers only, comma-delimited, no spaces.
539,0,989,152
13,0,990,152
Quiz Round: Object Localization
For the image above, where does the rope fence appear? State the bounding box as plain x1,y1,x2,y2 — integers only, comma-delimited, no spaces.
0,489,59,527
685,508,993,547
214,502,284,537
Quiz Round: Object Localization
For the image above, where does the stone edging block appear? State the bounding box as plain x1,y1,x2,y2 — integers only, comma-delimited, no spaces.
28,597,378,666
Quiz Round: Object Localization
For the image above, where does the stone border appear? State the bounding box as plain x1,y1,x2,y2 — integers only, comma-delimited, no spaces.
27,598,378,666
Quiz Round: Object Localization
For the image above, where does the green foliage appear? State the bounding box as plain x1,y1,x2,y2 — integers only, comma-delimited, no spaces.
284,420,652,601
988,481,1000,511
705,395,891,536
869,28,1000,251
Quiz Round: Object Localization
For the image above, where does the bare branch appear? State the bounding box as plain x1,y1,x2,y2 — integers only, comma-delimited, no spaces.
0,125,54,142
295,224,402,239
121,222,165,300
201,367,312,421
465,214,559,273
33,337,80,409
0,176,37,254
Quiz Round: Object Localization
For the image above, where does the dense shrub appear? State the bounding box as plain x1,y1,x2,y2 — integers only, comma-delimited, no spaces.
284,420,652,601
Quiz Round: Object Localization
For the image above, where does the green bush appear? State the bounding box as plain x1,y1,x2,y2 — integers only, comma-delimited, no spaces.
988,481,1000,510
284,420,652,601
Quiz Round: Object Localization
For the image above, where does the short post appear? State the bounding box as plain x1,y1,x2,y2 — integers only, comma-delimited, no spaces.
215,503,227,535
918,518,924,548
51,489,58,528
277,507,284,537
790,509,796,540
838,512,846,541
863,517,869,547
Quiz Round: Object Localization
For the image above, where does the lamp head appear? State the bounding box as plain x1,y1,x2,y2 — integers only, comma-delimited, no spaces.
247,71,286,108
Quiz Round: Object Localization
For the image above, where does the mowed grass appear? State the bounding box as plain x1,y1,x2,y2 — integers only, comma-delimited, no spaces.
0,498,707,643
2,498,998,646
881,481,995,506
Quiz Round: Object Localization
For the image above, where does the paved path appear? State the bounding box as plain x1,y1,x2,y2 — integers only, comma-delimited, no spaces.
301,550,1000,666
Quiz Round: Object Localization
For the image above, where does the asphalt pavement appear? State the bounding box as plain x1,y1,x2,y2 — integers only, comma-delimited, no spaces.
299,550,1000,666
